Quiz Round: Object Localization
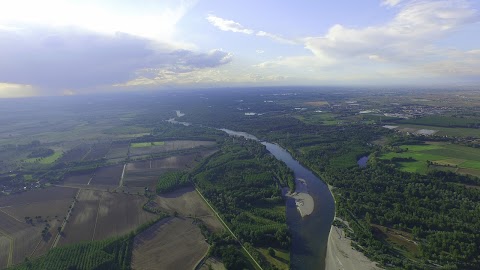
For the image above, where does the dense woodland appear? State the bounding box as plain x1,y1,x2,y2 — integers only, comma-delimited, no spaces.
191,138,294,269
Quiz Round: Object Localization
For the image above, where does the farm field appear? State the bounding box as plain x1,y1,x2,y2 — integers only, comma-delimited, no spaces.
105,142,129,159
62,172,92,185
380,142,480,176
58,144,91,163
82,142,111,161
131,217,209,270
131,141,165,148
58,189,155,246
124,151,216,188
154,186,223,232
89,165,124,187
24,151,63,165
129,140,216,156
392,124,480,138
0,187,77,208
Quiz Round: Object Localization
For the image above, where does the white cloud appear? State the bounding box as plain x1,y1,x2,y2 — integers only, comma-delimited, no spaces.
207,15,296,44
305,0,479,63
206,15,254,34
381,0,403,7
256,31,296,45
256,50,265,54
0,83,37,98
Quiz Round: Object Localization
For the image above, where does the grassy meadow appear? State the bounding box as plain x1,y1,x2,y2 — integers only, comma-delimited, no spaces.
380,142,480,177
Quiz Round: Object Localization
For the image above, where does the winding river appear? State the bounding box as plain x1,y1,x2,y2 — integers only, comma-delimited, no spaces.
171,113,335,269
221,129,335,270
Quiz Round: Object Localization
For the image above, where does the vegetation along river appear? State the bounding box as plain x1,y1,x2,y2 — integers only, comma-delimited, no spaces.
220,129,335,270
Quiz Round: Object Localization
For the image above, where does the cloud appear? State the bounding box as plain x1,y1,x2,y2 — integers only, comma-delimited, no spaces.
207,15,296,44
256,31,296,45
206,15,254,34
0,26,232,92
305,0,479,62
0,83,37,98
381,0,403,7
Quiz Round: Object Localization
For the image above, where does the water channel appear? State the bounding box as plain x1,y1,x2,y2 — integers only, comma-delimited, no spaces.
171,113,336,270
221,129,335,270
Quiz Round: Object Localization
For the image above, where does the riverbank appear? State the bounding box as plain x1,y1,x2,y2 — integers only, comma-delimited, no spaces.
325,223,383,270
324,184,382,270
286,178,314,217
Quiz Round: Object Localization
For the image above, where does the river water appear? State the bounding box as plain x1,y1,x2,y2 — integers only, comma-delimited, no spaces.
168,113,335,269
221,129,335,270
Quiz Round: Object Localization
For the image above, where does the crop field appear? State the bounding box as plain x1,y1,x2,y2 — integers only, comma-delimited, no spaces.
58,189,155,247
0,210,59,267
294,112,343,126
82,142,111,161
124,151,215,188
89,165,124,187
380,142,480,176
23,151,63,165
92,192,155,240
131,141,165,148
105,142,129,159
58,144,91,163
393,124,480,138
154,186,223,232
0,187,77,265
131,217,209,270
0,187,77,207
129,140,216,156
62,172,92,185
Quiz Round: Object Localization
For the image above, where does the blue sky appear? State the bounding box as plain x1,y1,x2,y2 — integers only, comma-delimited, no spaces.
0,0,479,97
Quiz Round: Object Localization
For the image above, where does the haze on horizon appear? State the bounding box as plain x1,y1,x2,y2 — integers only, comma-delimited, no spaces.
0,0,479,98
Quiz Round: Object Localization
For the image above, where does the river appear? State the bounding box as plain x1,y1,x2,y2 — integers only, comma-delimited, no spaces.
221,129,335,270
169,113,335,270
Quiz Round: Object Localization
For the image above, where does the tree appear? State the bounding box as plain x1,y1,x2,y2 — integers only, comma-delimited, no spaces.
268,247,275,257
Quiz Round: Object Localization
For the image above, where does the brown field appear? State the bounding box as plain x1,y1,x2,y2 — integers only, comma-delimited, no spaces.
62,172,92,185
457,168,480,178
93,192,155,240
58,189,155,246
131,217,209,270
0,186,77,207
57,189,100,246
124,151,217,188
58,144,91,163
83,142,111,161
154,186,223,232
0,187,78,267
0,211,42,266
105,142,129,159
129,140,216,156
0,235,9,269
90,165,124,186
304,101,329,106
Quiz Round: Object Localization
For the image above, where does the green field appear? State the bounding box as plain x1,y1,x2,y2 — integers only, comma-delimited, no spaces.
130,141,165,148
24,151,63,164
294,112,343,126
394,124,480,137
380,142,480,176
258,247,289,270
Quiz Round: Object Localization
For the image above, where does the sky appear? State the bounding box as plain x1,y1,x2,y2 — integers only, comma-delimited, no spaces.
0,0,479,97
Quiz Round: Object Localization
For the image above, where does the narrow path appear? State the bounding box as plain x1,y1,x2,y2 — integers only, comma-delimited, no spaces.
0,209,24,223
119,163,127,187
195,188,264,270
91,198,102,241
52,188,81,248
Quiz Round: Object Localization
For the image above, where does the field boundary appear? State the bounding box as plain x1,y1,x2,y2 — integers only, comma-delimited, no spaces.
195,187,263,270
52,188,81,248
